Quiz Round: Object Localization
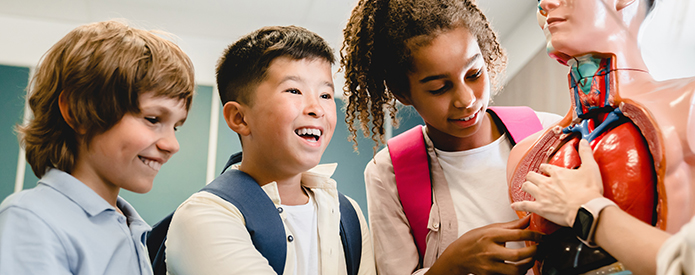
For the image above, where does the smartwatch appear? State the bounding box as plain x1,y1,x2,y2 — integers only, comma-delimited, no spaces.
572,197,617,248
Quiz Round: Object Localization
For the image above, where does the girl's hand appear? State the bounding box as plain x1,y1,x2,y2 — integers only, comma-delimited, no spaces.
511,139,604,227
427,215,541,275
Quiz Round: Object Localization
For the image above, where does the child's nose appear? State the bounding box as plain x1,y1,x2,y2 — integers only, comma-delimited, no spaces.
305,98,325,118
158,130,180,155
539,0,560,13
452,83,476,109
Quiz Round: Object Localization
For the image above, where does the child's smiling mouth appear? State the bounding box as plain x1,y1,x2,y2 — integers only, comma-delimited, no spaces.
450,108,480,122
295,127,322,142
139,156,162,171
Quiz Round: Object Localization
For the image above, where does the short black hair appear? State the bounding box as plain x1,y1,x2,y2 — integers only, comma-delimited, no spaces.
216,25,335,105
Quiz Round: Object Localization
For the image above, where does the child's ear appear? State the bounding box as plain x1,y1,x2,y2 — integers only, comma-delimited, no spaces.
223,101,251,136
58,91,85,134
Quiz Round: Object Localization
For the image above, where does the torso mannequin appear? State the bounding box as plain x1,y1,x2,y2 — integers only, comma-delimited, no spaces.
507,0,695,274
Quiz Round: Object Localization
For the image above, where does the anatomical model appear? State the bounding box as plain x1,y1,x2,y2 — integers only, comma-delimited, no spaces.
507,0,695,274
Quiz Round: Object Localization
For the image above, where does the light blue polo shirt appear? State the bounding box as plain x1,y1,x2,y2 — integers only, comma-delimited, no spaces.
0,169,153,275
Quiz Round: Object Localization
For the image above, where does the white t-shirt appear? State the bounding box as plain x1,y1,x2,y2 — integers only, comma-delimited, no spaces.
433,111,561,249
282,193,319,275
435,134,524,248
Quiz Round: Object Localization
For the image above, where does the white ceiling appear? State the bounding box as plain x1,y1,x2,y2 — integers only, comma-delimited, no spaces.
0,0,535,49
0,0,542,85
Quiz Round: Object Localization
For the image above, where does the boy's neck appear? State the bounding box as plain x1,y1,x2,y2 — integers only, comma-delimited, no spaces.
70,168,121,210
239,162,309,206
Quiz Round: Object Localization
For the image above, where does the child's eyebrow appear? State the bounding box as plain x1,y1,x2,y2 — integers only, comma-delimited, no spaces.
279,76,334,90
418,53,482,84
145,105,187,124
279,75,302,84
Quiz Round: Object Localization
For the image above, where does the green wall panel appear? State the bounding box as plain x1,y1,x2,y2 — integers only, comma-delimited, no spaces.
0,65,29,201
391,104,424,137
321,99,376,217
120,85,213,224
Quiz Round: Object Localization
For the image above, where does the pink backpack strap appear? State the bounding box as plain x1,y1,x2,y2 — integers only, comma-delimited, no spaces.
386,107,540,261
488,106,543,145
387,125,431,259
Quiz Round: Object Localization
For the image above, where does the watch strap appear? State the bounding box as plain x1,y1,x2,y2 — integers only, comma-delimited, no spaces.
575,197,617,247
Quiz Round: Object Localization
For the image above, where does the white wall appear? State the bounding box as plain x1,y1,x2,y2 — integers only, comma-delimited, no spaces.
495,0,695,116
0,15,227,86
640,0,695,80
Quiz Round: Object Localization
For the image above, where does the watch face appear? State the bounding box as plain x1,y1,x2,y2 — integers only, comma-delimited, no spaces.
573,207,594,241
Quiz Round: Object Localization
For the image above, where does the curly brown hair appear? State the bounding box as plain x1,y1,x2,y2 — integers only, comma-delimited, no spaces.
341,0,506,151
17,20,195,178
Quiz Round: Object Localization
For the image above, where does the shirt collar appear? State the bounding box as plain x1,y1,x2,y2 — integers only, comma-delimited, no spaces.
228,163,337,188
301,163,337,189
230,163,338,205
40,168,118,217
117,197,151,241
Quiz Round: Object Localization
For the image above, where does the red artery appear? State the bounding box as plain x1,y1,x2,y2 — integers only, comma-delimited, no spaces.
530,119,656,234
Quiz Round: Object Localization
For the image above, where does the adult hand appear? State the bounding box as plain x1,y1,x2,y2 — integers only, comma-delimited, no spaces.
511,139,604,227
426,215,541,275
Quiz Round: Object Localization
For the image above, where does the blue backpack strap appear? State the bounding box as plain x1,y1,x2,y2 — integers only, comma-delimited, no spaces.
147,152,362,275
339,192,362,275
201,169,287,275
147,212,174,275
222,151,243,174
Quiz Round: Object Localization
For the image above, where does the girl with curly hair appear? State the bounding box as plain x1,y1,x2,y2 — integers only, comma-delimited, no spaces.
341,0,561,274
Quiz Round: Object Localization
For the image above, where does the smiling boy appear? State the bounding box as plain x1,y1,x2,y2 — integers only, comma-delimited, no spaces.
165,26,375,275
0,20,195,275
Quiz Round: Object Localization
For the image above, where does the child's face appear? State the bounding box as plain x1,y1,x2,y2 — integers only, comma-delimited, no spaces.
243,57,336,174
72,92,188,194
404,27,491,145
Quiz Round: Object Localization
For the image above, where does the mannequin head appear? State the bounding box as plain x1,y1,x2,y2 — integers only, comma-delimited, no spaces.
537,0,654,64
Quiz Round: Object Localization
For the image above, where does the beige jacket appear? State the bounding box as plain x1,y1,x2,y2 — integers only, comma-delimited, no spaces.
166,164,376,275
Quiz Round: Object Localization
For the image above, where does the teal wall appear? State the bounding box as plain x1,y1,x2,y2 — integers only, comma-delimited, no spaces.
0,65,29,200
1,65,426,225
392,105,425,137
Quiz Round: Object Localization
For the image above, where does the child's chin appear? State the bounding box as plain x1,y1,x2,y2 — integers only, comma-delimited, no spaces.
126,183,154,194
298,159,322,171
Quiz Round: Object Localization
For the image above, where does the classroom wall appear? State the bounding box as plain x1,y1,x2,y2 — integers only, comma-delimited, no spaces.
0,65,426,224
3,0,693,224
0,65,29,201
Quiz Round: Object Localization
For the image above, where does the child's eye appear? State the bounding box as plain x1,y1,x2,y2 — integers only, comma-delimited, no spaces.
466,69,482,80
320,93,333,99
286,88,301,94
429,83,450,95
145,117,159,124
